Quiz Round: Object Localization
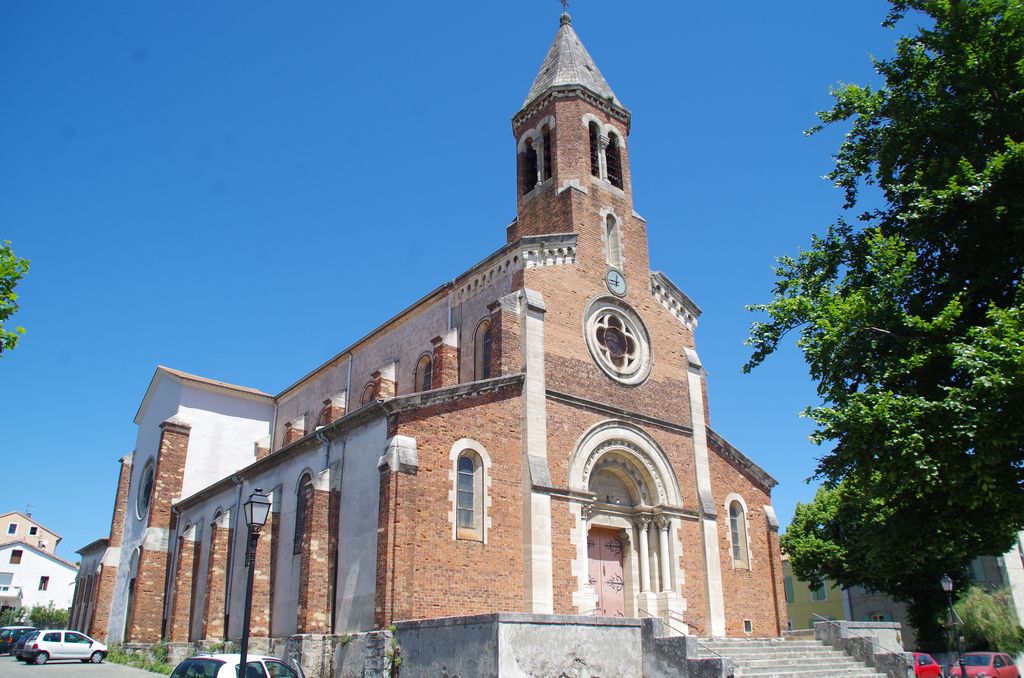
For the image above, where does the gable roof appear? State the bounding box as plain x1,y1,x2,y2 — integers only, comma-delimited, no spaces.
134,365,273,424
523,13,621,109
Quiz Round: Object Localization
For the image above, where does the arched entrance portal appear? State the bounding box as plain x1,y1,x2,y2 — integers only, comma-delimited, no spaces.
569,421,687,632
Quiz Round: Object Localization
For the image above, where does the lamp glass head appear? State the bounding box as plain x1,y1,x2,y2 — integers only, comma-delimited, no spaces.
244,489,272,530
940,574,953,593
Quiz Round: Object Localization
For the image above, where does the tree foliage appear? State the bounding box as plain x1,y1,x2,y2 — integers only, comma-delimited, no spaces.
27,603,69,630
954,585,1024,654
755,0,1024,648
0,240,29,355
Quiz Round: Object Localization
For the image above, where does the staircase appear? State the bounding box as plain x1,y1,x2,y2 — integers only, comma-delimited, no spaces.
697,637,887,678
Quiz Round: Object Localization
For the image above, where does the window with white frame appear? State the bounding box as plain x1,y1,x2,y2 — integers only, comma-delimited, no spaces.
729,500,749,567
28,526,37,536
449,440,490,543
6,523,16,535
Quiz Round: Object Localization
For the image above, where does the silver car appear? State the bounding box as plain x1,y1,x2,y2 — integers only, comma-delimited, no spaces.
19,629,107,664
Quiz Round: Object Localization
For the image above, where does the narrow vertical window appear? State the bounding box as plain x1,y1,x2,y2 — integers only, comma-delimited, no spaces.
522,139,538,195
457,456,476,532
589,122,601,177
38,576,49,591
729,500,748,566
606,133,623,188
606,214,623,269
416,354,433,392
475,320,493,380
541,125,552,181
360,382,375,406
294,473,312,554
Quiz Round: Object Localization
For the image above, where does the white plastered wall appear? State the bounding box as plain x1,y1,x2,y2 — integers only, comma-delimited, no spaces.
0,543,77,610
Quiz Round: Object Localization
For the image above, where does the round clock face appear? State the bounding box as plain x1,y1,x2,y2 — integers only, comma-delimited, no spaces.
605,268,627,296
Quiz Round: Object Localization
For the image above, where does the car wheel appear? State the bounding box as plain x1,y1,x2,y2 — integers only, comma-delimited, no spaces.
34,652,49,665
89,651,104,664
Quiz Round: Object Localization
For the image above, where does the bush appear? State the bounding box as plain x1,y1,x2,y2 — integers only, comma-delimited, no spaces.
106,644,175,676
0,607,26,626
27,603,69,629
954,586,1024,655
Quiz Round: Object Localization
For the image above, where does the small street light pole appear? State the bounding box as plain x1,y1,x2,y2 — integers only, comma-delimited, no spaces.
940,574,967,678
239,489,271,678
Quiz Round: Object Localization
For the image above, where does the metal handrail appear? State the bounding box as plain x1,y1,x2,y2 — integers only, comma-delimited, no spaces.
810,614,906,659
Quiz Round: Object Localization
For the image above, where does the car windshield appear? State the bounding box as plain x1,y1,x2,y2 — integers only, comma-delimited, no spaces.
170,658,226,678
964,655,992,666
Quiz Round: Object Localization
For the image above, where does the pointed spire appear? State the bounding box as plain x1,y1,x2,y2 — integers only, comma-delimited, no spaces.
523,12,622,109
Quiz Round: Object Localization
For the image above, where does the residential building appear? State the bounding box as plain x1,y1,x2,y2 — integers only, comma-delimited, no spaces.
1,511,60,552
782,555,845,630
0,540,78,616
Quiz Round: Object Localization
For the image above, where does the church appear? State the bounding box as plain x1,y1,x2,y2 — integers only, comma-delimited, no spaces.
71,10,786,658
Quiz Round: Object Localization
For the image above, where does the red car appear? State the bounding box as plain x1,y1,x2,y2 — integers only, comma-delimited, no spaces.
949,652,1020,678
914,653,942,678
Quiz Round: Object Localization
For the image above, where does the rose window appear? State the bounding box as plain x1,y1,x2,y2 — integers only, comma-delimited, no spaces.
595,313,638,371
584,298,652,385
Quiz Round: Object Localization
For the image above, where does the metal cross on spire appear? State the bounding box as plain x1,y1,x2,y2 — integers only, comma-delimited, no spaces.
559,0,569,13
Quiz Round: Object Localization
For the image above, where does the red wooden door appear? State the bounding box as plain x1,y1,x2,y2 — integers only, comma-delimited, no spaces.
587,527,625,617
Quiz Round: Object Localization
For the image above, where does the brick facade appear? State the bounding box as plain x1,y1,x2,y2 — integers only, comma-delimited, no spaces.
127,420,190,642
168,532,200,641
95,13,786,650
249,508,278,637
296,481,332,633
201,518,232,640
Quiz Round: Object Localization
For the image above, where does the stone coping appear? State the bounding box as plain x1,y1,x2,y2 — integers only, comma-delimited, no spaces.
394,612,644,631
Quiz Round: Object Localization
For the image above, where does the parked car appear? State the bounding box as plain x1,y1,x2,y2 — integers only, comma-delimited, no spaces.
914,652,942,678
12,630,38,660
18,629,107,664
170,654,304,678
0,626,36,655
948,652,1020,678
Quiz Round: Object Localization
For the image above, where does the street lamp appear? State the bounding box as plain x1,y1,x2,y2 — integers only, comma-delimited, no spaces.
940,574,967,678
239,489,271,678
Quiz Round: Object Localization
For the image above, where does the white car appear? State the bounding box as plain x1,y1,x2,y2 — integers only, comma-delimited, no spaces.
170,653,304,678
20,629,107,664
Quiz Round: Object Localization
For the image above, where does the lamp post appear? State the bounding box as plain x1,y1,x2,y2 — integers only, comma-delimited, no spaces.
940,574,967,678
239,489,271,678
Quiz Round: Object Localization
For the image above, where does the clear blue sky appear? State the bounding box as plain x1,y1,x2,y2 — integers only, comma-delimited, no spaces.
1,1,901,560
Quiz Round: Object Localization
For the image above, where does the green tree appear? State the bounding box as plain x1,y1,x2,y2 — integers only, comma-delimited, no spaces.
751,0,1024,648
954,585,1024,654
0,240,29,355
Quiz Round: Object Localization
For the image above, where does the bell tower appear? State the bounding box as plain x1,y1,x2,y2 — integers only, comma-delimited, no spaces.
510,12,649,279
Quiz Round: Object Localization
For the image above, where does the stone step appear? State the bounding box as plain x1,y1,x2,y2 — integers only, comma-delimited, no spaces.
695,637,886,678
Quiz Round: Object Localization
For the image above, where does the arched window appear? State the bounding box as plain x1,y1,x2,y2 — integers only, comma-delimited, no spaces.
589,122,601,177
474,320,493,380
416,354,433,392
316,401,332,429
522,139,538,195
606,133,623,188
729,500,749,567
541,125,553,182
456,452,483,540
360,382,375,406
606,214,623,269
294,473,312,554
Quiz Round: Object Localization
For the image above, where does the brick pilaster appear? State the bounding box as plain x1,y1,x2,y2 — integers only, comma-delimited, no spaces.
374,437,419,628
249,505,278,637
254,436,271,461
128,418,190,642
488,295,523,376
89,564,118,641
431,331,459,388
283,422,305,446
168,529,200,641
372,362,397,400
202,513,233,640
296,469,332,634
